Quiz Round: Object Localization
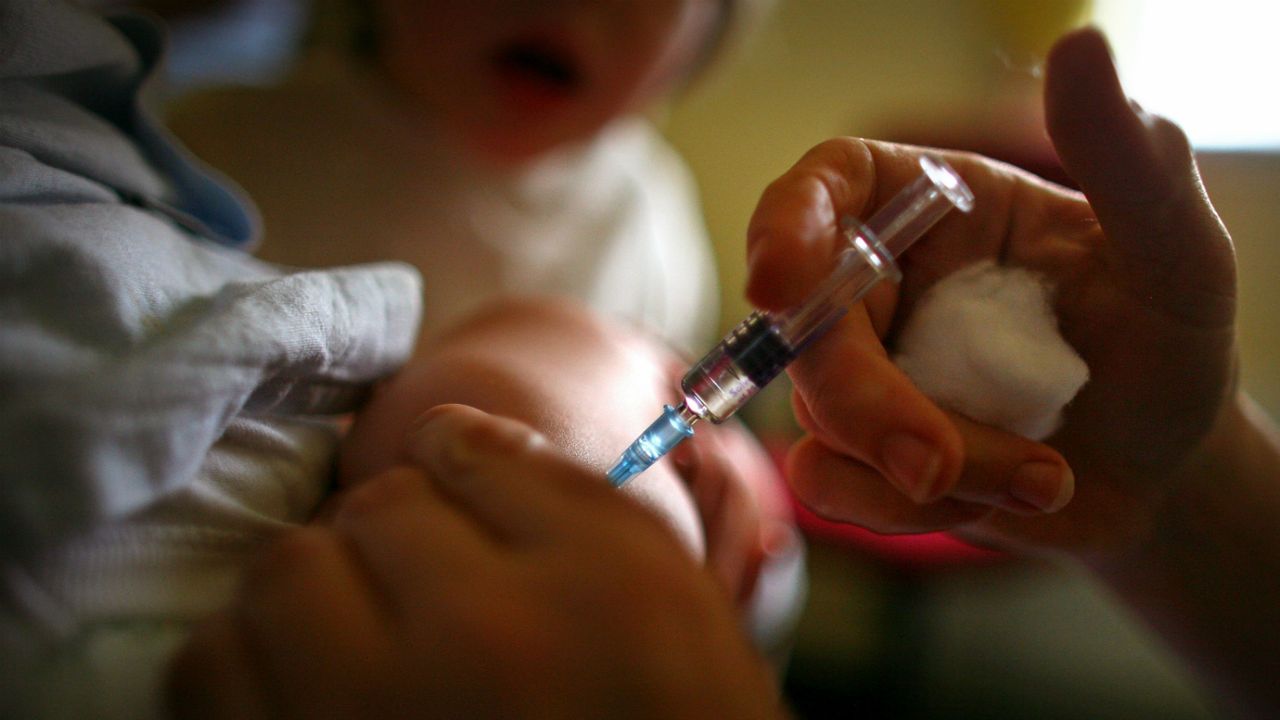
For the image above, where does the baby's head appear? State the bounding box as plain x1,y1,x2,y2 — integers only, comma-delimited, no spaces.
362,0,734,163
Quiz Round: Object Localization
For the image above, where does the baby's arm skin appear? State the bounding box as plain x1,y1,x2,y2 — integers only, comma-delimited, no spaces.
338,296,781,601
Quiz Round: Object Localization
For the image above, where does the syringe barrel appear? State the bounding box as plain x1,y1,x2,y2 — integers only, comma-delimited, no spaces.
680,312,794,423
868,154,975,257
774,155,973,349
679,154,973,425
678,232,891,423
770,221,897,351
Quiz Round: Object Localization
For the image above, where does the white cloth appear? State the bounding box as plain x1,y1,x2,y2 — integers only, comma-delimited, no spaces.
0,3,422,716
893,260,1089,440
169,49,720,354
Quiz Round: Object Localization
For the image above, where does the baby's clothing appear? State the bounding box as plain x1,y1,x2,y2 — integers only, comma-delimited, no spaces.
0,3,421,716
169,48,720,353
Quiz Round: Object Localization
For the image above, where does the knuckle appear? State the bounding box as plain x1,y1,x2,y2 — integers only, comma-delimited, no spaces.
1147,113,1193,158
809,136,873,172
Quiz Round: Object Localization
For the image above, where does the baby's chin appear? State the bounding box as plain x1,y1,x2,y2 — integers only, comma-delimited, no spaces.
459,134,572,169
451,115,609,168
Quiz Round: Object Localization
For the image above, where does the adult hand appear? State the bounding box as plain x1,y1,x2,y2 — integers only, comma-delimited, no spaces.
168,404,780,719
745,27,1238,561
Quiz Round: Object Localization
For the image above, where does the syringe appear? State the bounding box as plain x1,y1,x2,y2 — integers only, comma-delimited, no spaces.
607,155,974,487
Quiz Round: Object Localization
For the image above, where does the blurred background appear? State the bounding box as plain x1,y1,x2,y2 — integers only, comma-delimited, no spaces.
108,0,1277,717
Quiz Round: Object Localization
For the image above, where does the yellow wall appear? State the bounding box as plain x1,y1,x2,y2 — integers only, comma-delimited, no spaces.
1200,153,1280,415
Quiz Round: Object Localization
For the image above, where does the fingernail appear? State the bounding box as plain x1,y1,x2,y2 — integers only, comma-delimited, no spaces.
1010,461,1075,513
881,433,942,501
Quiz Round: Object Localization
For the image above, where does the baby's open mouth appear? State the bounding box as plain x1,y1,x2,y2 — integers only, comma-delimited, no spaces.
493,40,583,94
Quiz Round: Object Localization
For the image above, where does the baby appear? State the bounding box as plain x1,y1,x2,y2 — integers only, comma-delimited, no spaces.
168,0,803,663
169,0,768,351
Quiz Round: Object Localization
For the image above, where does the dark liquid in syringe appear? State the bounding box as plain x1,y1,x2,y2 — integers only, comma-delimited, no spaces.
725,312,796,387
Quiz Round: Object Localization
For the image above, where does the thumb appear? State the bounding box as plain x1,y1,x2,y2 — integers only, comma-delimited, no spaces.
1044,26,1235,328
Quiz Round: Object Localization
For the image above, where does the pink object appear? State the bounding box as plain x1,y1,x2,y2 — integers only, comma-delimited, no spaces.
765,437,1005,569
790,494,1005,569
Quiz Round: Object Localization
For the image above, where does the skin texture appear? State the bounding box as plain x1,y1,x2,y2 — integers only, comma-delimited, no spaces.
373,0,723,163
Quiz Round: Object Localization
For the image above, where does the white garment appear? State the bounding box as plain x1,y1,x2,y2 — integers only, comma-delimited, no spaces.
0,4,422,717
170,50,720,353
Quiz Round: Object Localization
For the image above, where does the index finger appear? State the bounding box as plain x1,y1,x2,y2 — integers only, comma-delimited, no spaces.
746,138,1077,511
745,137,876,312
745,138,1007,317
744,140,977,500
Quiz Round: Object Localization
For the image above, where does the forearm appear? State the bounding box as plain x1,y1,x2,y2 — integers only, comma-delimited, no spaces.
1091,393,1280,717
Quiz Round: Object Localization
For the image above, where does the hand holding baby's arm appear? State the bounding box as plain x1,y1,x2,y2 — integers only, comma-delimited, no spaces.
167,405,781,719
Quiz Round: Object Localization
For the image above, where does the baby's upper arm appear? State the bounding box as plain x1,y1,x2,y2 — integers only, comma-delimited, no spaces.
338,296,706,556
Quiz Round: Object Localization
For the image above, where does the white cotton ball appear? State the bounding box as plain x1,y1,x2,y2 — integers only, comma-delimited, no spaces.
892,260,1089,440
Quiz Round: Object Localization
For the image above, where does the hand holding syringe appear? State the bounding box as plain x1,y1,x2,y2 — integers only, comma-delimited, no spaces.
608,155,974,486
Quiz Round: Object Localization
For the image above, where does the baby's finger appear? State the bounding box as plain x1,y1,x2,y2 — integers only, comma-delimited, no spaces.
786,436,988,534
945,413,1075,515
787,307,964,504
